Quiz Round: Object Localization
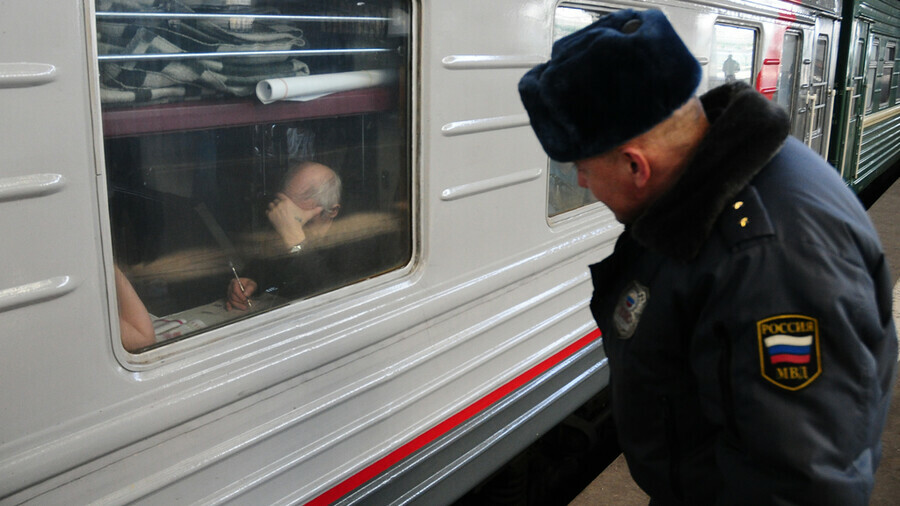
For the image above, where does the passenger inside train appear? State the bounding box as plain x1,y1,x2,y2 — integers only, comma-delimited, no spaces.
225,161,342,312
114,265,156,352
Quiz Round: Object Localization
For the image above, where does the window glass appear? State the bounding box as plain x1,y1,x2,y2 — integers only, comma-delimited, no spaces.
712,24,756,88
548,161,597,216
856,39,866,78
774,31,801,113
891,45,900,105
812,36,828,83
878,66,893,106
869,38,880,65
547,4,604,216
554,6,604,42
882,43,896,107
99,0,412,353
869,37,881,65
866,38,879,112
811,35,829,131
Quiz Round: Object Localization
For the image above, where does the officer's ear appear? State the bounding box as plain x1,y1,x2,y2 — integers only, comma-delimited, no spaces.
621,147,651,190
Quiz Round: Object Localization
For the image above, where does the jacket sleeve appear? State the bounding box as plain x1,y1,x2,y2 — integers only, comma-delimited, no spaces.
689,238,897,505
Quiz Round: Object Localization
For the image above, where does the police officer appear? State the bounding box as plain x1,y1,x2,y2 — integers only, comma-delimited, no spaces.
519,9,897,504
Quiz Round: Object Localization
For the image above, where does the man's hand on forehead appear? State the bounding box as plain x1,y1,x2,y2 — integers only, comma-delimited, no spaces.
267,192,323,248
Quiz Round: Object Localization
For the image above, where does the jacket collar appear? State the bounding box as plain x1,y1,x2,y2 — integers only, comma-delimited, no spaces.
630,82,791,261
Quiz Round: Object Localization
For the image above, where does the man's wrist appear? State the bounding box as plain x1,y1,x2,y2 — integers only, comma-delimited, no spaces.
280,227,307,250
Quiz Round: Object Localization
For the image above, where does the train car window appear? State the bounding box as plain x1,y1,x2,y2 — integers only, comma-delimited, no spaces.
774,31,802,114
813,36,829,83
97,0,412,353
548,160,597,216
880,42,896,107
711,24,757,88
892,45,899,106
553,6,605,41
866,38,879,112
857,39,867,78
812,35,830,131
547,4,606,217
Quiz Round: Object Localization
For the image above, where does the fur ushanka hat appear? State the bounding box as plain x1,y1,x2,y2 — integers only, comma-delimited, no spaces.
518,9,702,162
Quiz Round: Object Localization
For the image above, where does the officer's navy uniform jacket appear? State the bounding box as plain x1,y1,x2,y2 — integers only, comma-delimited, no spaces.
590,82,897,504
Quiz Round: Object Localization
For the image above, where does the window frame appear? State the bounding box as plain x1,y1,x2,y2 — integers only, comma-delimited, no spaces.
810,33,831,133
93,0,419,366
711,21,760,89
882,41,897,107
545,3,609,222
866,36,880,112
774,29,803,116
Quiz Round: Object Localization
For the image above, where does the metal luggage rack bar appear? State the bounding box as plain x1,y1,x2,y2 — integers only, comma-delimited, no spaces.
95,12,392,22
98,47,393,62
96,11,395,61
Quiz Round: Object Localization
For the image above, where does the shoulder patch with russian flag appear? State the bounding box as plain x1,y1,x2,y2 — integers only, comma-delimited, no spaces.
757,315,821,390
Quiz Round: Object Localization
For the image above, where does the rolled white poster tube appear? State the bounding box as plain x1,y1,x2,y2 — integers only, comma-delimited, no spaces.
256,69,395,104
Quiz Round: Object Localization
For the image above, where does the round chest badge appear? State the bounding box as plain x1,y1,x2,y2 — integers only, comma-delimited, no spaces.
613,281,649,339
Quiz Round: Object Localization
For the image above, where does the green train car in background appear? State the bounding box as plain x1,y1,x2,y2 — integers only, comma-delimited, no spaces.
830,0,900,199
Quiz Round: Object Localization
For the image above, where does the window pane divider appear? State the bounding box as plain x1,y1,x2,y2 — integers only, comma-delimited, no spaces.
96,12,391,22
98,48,392,62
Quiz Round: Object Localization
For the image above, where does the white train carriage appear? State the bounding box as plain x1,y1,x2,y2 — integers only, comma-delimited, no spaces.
0,0,842,504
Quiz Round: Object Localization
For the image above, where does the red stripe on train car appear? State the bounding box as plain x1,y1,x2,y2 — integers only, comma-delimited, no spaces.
777,11,797,22
306,328,604,505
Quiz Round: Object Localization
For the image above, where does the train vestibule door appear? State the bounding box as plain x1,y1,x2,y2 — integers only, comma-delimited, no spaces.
835,19,871,181
804,16,839,157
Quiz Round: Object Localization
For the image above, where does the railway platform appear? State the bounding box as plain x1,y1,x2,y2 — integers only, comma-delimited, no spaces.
570,174,900,505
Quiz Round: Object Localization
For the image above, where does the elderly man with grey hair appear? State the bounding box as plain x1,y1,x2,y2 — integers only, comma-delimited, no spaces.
519,8,896,505
227,161,342,310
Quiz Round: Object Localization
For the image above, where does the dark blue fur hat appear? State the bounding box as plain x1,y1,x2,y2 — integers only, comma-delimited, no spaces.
518,9,701,162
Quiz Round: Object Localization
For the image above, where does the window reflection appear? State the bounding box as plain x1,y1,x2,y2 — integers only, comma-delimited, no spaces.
101,0,412,352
